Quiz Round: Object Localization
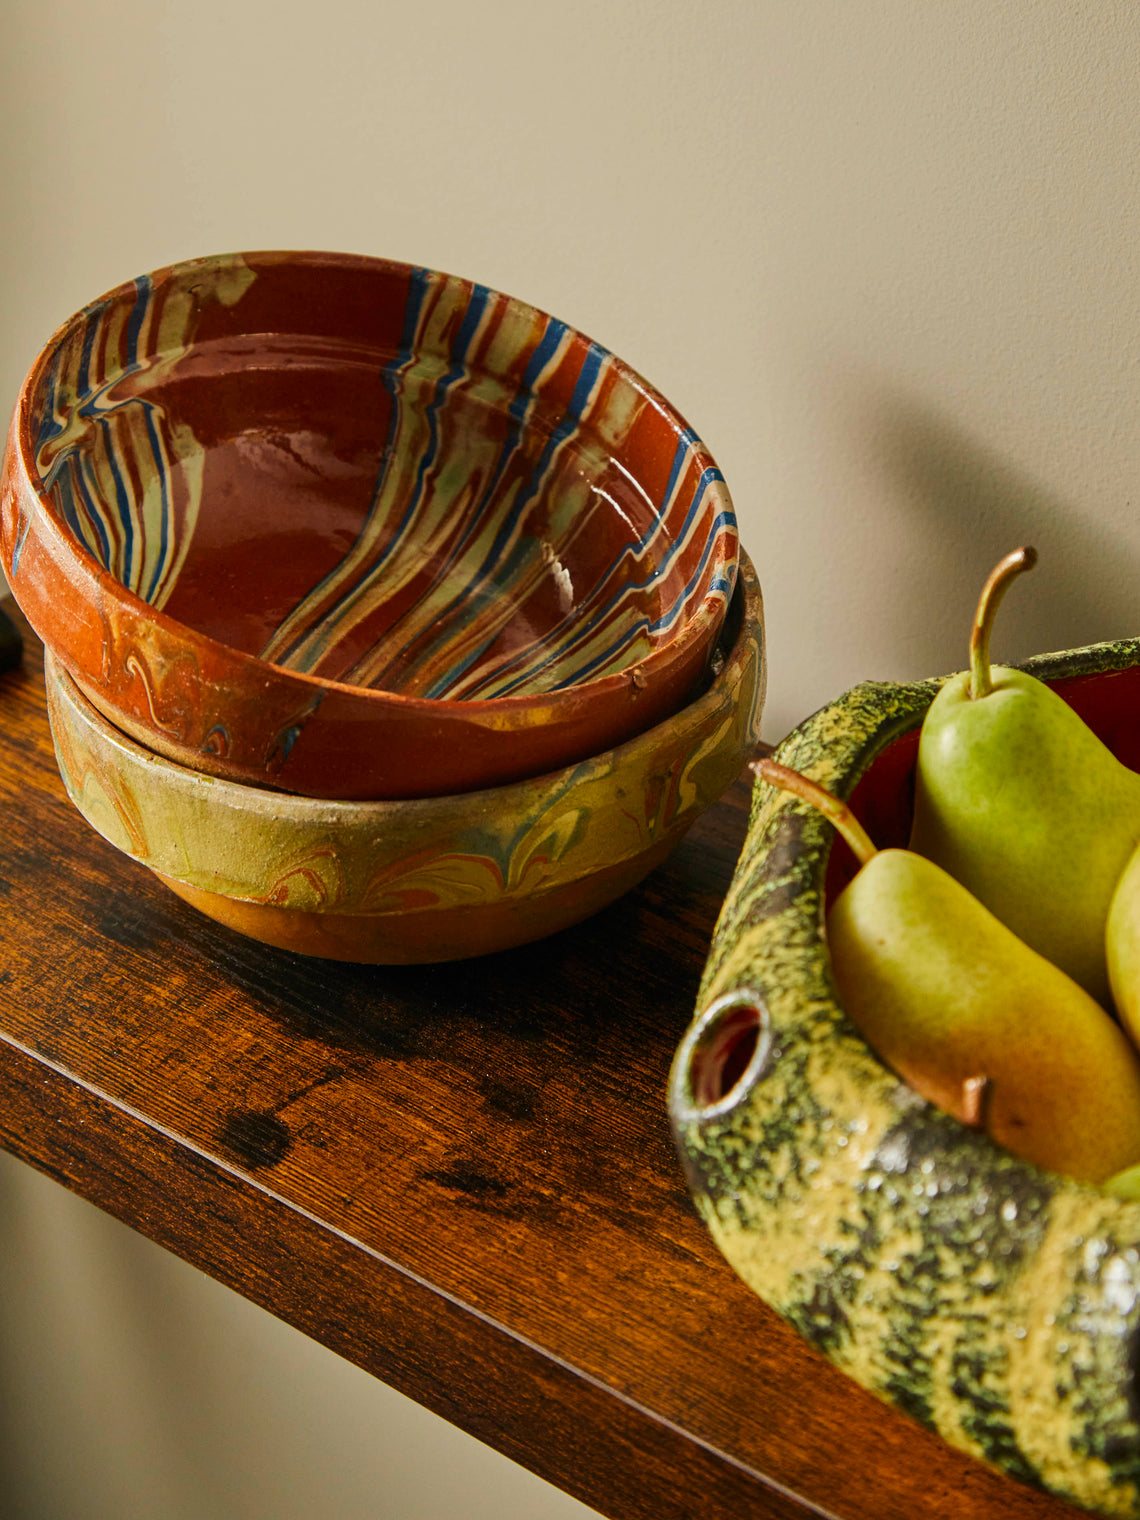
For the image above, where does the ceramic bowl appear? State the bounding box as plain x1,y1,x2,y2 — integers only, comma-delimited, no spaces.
668,641,1140,1518
44,553,763,964
2,250,738,800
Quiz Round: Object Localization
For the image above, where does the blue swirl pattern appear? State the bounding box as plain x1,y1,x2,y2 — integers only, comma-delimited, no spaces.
32,254,737,701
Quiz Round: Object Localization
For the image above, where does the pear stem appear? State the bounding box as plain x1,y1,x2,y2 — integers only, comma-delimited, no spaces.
751,758,878,866
968,546,1038,700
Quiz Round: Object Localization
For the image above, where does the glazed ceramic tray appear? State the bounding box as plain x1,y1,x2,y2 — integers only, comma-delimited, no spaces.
670,638,1140,1519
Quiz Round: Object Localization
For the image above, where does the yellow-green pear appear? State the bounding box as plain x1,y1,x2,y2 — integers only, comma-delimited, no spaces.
1102,1162,1140,1201
757,758,1140,1185
1107,840,1140,1048
909,548,1140,1006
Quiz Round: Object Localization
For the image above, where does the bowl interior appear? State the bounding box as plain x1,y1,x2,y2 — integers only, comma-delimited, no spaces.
27,252,736,701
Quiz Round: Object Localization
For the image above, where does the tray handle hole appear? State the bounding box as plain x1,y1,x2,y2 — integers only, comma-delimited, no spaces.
696,1006,761,1105
677,990,772,1119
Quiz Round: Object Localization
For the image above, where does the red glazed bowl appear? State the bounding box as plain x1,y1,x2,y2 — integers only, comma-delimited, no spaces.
1,251,738,800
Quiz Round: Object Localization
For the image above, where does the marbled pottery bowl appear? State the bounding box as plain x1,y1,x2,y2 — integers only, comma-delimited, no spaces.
2,250,738,800
44,554,763,964
669,642,1140,1517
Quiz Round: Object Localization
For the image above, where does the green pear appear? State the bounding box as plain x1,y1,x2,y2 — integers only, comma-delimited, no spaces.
757,758,1140,1184
1107,840,1140,1047
909,548,1140,1006
1102,1162,1140,1201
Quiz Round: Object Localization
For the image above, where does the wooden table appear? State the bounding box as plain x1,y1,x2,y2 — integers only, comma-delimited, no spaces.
0,600,1086,1520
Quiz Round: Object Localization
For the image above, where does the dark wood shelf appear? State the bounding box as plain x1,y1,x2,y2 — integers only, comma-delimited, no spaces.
0,600,1084,1520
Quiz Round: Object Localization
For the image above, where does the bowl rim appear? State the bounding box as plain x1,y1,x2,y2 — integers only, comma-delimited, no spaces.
10,247,739,720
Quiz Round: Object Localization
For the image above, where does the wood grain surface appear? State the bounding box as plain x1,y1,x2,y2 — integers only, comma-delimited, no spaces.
0,599,1089,1520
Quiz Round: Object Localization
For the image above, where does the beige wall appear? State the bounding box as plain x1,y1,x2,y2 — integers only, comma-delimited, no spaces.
3,1,1140,1513
6,2,1140,739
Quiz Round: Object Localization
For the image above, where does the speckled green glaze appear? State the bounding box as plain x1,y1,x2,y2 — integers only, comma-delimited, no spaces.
670,638,1140,1517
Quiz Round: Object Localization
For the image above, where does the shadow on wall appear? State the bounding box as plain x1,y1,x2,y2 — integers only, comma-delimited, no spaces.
871,392,1140,674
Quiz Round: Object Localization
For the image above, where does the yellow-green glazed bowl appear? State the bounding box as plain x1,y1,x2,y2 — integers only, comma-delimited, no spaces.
45,554,764,964
669,639,1140,1517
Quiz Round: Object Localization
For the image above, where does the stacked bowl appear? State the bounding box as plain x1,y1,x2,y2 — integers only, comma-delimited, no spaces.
0,251,763,962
